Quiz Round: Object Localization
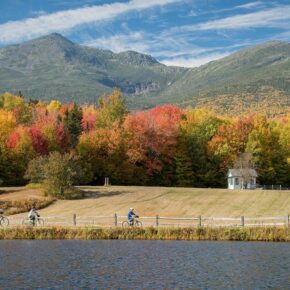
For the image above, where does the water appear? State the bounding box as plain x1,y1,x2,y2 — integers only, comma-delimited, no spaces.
0,240,289,289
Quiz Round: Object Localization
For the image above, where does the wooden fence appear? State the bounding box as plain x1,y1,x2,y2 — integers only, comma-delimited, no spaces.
7,214,290,228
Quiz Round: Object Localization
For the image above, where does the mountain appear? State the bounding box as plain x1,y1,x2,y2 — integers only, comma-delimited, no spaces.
0,34,289,115
0,33,186,105
155,40,290,115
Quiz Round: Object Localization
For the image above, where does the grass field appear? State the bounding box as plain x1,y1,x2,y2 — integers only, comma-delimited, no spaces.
1,186,289,218
0,186,45,201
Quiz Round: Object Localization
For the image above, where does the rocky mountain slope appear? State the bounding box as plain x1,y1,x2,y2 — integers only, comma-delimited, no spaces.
0,33,186,106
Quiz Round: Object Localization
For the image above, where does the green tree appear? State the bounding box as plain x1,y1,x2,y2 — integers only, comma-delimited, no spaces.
246,117,290,186
43,152,83,199
96,89,127,128
178,108,223,187
1,93,32,124
24,152,85,198
174,140,195,187
24,156,47,183
63,103,83,147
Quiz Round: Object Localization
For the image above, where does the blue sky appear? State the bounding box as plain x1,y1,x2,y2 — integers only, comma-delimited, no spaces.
0,0,290,67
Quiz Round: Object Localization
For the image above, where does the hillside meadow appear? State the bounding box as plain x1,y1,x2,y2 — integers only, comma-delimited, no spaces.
2,186,290,218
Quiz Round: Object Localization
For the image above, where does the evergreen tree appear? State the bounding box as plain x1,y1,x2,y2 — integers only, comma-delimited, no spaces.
174,145,194,187
63,103,83,148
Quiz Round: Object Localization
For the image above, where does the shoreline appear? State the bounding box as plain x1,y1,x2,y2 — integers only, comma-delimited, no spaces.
0,227,289,242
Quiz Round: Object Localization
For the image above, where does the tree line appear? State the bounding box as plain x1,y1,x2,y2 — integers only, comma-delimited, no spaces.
0,90,289,191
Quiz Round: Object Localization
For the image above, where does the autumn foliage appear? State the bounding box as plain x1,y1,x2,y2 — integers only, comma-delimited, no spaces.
0,91,289,187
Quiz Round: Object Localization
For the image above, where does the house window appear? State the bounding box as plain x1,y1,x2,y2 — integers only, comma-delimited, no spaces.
235,178,239,185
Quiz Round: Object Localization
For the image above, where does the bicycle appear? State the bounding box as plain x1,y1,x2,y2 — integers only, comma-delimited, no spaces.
122,217,142,228
0,214,9,227
22,217,44,226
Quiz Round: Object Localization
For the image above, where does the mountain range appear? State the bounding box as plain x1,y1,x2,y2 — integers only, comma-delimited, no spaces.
0,33,289,115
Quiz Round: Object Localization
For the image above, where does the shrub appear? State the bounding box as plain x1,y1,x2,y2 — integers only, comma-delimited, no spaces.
24,156,47,183
0,197,55,215
25,152,84,199
43,152,84,199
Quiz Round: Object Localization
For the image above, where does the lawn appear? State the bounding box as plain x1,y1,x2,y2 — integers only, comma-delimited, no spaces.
3,185,287,218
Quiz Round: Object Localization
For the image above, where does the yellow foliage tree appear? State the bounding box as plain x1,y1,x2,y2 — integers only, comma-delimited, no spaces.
0,109,17,143
47,100,62,112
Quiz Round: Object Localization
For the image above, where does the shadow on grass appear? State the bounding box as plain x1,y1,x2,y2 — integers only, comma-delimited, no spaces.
81,190,130,199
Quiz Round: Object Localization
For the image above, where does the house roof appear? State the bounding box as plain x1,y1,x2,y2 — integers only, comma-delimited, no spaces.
228,168,258,177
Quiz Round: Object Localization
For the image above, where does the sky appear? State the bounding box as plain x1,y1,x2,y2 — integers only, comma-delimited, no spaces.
0,0,290,67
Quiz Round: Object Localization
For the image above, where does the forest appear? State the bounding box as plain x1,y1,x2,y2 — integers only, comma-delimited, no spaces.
0,90,289,188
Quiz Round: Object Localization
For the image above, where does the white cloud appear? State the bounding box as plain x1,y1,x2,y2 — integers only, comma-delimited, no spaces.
84,32,150,53
236,1,264,9
274,30,290,41
83,30,238,67
83,29,210,55
160,52,231,67
169,5,290,33
0,0,181,44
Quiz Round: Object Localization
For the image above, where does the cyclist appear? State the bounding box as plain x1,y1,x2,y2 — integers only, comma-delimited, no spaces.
127,208,139,226
28,205,40,226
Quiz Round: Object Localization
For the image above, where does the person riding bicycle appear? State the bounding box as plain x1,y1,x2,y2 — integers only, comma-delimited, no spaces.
28,205,40,225
127,208,139,225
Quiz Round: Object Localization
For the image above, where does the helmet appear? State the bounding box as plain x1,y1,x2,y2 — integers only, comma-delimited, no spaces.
129,208,134,211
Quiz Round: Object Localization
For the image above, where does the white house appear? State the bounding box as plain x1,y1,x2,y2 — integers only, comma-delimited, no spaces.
227,168,258,189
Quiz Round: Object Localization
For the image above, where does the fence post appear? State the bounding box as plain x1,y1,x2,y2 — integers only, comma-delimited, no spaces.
73,213,76,226
198,216,202,227
241,216,245,227
104,177,110,186
156,215,159,227
114,213,118,227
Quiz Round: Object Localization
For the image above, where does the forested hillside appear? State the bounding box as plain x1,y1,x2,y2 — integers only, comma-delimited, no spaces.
0,34,289,115
0,91,289,187
155,41,290,116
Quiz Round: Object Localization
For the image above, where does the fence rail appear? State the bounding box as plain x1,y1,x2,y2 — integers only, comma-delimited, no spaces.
258,185,290,190
5,214,290,228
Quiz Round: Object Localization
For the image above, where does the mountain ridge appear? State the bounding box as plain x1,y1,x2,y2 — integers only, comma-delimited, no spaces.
0,34,289,115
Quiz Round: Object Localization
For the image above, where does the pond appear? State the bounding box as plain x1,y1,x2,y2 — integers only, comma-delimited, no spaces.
0,240,289,289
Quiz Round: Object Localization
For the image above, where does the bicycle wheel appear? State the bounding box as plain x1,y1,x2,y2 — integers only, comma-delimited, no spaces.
135,221,142,228
122,221,130,228
0,216,9,227
36,218,44,226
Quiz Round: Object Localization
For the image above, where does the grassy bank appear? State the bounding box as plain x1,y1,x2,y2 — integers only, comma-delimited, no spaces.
3,186,290,223
0,227,289,242
0,186,55,215
21,186,290,218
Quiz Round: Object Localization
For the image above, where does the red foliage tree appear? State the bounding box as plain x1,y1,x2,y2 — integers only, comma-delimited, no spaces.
124,105,183,175
6,129,22,149
29,126,48,155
